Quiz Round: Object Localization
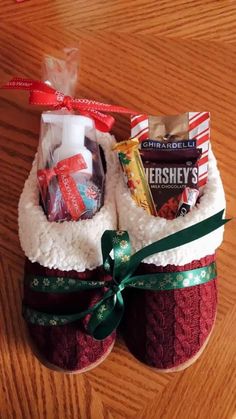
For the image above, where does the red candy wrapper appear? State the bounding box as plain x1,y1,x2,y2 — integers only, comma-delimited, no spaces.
176,187,199,217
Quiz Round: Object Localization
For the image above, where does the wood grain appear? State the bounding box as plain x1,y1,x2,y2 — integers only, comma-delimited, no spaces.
0,7,236,419
1,1,236,42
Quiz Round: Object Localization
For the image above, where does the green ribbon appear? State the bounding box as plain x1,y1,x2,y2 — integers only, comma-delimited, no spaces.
22,210,229,340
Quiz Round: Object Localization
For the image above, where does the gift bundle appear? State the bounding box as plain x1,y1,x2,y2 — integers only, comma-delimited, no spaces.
2,50,230,373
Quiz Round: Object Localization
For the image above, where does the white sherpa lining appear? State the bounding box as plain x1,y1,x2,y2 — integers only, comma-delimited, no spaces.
117,146,226,266
18,132,119,272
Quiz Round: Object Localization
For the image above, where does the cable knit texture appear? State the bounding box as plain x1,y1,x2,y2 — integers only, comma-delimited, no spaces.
122,255,217,369
24,260,115,371
20,132,117,371
120,147,223,369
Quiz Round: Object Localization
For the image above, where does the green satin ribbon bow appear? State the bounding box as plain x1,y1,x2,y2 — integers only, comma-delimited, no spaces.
22,210,229,340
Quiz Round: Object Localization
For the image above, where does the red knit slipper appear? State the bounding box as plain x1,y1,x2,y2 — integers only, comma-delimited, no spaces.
24,260,115,373
19,133,119,373
122,255,217,371
117,148,225,371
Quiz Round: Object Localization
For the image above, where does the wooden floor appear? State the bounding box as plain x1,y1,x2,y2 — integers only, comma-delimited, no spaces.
0,1,236,418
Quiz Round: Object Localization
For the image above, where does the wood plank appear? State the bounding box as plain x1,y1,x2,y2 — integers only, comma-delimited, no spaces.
0,1,236,42
0,16,235,419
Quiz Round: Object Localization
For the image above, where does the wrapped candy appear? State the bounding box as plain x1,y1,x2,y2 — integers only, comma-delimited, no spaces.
113,138,157,216
176,187,199,217
37,50,105,222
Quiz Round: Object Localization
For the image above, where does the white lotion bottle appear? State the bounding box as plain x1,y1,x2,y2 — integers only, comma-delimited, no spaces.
54,115,93,176
40,113,99,221
41,113,93,175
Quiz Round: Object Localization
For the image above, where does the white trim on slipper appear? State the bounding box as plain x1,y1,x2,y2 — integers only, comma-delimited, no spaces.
18,133,119,272
117,146,226,266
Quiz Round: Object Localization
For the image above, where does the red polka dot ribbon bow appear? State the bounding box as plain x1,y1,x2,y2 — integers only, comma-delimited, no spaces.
2,77,137,132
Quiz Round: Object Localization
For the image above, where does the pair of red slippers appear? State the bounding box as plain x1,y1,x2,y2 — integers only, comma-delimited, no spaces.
20,133,226,373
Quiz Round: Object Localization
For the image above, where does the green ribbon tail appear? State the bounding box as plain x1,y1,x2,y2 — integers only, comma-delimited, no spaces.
101,230,132,279
87,290,124,340
128,210,229,277
23,209,231,339
101,231,116,274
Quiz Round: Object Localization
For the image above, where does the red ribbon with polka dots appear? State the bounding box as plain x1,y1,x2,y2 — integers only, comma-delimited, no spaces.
2,77,137,132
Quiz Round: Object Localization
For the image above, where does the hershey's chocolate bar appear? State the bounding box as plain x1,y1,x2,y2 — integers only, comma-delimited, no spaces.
141,152,199,219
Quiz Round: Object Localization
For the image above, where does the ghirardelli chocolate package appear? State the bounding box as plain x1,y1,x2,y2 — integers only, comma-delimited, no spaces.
130,112,210,219
131,112,210,189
